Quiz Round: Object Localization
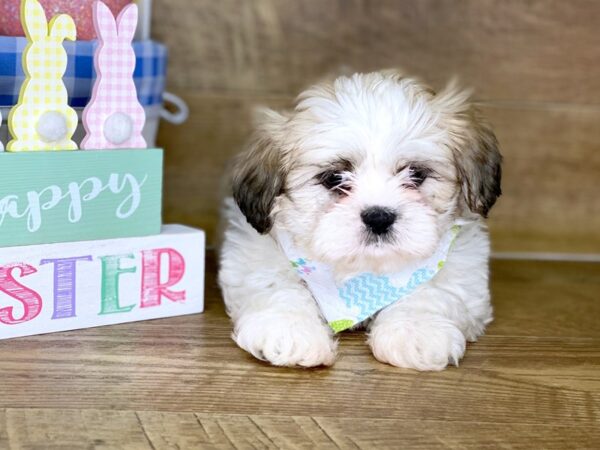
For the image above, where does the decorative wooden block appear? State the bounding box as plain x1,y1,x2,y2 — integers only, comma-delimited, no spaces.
7,0,78,151
0,148,162,247
0,224,205,340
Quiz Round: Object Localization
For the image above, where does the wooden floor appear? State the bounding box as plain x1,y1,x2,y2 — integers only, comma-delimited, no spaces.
0,255,598,449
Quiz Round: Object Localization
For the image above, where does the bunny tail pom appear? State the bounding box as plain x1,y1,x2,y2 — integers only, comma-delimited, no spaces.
36,111,68,143
104,112,133,145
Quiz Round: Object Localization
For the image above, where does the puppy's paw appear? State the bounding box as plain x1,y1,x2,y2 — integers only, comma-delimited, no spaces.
233,312,337,367
368,316,466,371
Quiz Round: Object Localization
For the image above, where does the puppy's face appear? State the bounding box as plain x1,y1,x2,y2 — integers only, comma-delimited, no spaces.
233,72,501,273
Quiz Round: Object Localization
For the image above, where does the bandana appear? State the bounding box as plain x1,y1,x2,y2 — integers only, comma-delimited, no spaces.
274,224,461,333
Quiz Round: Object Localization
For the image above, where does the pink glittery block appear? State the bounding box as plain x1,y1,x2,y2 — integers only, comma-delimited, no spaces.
0,0,133,40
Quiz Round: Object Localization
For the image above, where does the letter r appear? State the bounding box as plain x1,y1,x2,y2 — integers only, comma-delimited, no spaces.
140,248,186,308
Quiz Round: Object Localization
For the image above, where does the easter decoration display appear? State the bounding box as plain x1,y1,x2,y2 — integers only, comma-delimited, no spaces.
81,1,146,150
0,0,205,341
7,0,78,151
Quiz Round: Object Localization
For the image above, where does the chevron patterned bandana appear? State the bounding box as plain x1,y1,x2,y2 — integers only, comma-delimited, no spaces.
274,224,461,333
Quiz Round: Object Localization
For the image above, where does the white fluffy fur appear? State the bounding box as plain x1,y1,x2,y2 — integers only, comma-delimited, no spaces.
219,71,499,370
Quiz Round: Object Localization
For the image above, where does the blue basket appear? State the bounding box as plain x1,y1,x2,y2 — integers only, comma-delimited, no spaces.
0,35,167,108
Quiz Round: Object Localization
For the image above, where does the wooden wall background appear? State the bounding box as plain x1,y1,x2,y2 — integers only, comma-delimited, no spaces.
152,0,600,253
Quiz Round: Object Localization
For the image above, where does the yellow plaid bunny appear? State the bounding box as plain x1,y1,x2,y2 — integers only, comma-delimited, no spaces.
7,0,77,151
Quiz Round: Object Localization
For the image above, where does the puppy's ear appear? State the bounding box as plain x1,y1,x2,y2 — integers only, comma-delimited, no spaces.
455,108,502,217
435,85,502,217
232,108,288,234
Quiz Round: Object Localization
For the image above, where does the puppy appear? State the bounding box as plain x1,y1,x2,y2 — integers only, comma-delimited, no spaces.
219,70,502,371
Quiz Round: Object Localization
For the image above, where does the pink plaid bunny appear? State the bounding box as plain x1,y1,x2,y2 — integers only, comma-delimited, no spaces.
81,1,146,149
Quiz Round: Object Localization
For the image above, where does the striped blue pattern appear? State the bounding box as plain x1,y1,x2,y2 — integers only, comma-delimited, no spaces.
0,36,167,107
339,268,436,320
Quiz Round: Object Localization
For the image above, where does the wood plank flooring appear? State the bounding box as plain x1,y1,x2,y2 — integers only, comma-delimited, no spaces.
0,255,598,449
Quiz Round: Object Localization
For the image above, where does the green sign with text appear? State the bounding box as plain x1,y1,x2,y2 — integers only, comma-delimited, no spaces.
0,149,163,247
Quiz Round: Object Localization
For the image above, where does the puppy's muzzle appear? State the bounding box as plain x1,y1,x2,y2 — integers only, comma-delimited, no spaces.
361,207,397,235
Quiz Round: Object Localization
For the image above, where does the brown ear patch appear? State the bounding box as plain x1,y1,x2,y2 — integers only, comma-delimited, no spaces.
455,108,503,217
232,133,286,234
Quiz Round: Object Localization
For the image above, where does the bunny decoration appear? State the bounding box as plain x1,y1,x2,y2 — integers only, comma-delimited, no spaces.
7,0,77,151
81,1,147,150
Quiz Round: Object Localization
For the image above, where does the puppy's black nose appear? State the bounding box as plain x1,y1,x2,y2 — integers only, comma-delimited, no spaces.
361,207,397,235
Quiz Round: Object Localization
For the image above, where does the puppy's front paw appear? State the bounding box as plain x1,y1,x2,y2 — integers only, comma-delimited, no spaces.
369,316,466,371
233,312,337,367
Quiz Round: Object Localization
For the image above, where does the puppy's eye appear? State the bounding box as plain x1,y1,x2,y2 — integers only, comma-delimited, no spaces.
317,159,354,194
408,166,431,187
319,171,345,190
397,164,432,188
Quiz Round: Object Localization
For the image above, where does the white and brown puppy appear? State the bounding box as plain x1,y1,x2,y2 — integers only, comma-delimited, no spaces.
219,71,502,371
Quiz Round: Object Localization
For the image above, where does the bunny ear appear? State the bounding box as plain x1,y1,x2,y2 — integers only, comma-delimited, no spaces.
49,14,76,41
94,1,117,40
22,0,48,41
116,4,138,42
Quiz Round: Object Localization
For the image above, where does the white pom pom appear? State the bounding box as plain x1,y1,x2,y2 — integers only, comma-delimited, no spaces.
104,113,133,145
36,111,68,143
